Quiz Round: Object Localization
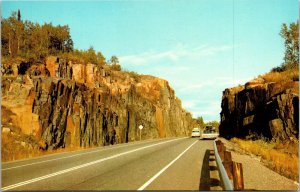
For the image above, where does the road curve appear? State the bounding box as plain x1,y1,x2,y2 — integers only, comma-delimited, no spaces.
2,137,215,190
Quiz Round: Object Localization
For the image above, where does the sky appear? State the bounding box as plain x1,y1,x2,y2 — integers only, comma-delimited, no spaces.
2,0,298,122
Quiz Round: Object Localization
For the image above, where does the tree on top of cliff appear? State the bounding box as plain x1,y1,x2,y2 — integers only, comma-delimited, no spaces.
17,9,21,21
279,21,299,70
110,55,119,65
59,47,106,66
1,11,73,60
80,47,106,66
1,11,24,57
97,51,106,66
85,47,99,64
1,11,114,69
109,55,121,71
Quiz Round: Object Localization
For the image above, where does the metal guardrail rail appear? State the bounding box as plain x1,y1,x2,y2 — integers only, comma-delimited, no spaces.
213,140,234,190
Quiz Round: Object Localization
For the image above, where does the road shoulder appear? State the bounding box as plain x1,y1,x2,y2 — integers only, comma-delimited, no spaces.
219,138,299,190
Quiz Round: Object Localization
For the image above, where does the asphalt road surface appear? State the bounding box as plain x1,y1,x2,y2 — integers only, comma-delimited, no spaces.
2,137,217,190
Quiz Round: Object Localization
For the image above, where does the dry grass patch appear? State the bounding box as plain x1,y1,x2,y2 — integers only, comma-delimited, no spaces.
2,133,39,162
231,138,298,181
2,132,87,162
261,69,299,83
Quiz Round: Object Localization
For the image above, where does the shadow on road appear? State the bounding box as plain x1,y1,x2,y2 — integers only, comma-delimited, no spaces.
199,149,221,190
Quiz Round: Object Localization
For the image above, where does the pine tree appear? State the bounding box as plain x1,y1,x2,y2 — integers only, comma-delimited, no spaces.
280,22,299,69
17,9,21,21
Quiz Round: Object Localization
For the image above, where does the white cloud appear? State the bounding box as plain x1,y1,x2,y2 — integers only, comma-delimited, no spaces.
182,100,198,109
119,44,232,66
182,99,222,121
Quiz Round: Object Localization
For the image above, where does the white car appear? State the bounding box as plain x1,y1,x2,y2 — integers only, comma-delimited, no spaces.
201,125,219,139
191,128,201,137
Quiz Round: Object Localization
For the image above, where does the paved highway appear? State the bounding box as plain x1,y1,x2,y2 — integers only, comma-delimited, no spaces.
2,137,218,190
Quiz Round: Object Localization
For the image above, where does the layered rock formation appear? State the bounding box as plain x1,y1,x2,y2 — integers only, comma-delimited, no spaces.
2,57,195,150
219,77,299,141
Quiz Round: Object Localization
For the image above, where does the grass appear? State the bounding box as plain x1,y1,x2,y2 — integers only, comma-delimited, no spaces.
260,68,299,83
258,68,299,95
1,132,86,162
109,64,121,71
231,138,299,181
124,71,141,82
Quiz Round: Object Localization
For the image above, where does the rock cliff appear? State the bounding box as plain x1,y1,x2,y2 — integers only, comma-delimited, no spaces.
219,76,299,141
2,57,195,150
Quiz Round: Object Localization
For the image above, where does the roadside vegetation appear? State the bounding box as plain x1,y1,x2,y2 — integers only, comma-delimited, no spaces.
2,132,86,162
231,138,298,181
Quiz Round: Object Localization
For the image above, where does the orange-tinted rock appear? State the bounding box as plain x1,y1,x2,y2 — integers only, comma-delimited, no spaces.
23,75,33,86
72,64,85,84
12,64,18,76
45,56,59,77
66,116,77,147
155,106,166,137
86,63,96,88
2,56,196,150
2,81,42,140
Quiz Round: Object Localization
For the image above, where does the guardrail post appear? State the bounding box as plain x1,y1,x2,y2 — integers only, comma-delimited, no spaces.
223,151,233,180
214,140,245,190
224,151,232,162
217,143,226,162
213,140,233,190
233,162,244,190
223,161,233,180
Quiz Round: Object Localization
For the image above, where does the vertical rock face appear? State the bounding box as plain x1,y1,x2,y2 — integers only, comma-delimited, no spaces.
2,57,195,149
220,78,299,141
1,76,42,140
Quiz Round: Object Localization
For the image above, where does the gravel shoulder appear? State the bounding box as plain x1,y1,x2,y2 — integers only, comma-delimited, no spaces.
218,138,299,190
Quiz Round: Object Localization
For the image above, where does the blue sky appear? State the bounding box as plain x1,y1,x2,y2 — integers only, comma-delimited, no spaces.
2,0,298,122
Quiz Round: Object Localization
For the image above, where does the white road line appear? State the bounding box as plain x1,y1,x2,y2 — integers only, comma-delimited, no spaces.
137,140,198,191
2,137,186,191
2,138,160,171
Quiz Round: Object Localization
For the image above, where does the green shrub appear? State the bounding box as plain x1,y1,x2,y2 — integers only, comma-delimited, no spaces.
110,64,121,71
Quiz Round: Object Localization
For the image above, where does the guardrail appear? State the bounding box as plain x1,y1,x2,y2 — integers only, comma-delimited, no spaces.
213,139,244,190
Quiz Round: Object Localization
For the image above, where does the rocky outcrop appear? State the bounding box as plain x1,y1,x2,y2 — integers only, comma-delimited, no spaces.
220,78,299,141
2,57,195,150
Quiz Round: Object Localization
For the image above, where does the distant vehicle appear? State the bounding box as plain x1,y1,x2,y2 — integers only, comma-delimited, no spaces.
191,128,201,137
201,125,219,139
